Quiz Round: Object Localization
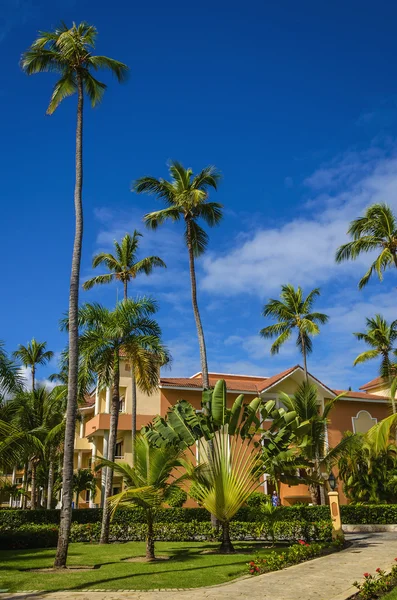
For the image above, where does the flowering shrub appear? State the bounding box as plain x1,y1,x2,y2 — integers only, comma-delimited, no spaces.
353,559,397,599
247,539,344,575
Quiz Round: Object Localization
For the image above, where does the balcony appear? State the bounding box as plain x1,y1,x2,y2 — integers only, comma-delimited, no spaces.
85,412,156,437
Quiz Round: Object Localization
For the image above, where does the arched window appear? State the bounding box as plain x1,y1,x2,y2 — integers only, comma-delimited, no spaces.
352,410,377,434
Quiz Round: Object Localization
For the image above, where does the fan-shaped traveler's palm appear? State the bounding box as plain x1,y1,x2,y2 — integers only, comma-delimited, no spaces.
133,161,222,389
21,21,128,566
260,285,328,379
100,435,184,560
335,203,397,289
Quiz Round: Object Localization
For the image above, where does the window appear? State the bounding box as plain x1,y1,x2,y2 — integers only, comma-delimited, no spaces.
119,396,125,413
352,410,377,434
113,487,121,496
115,441,123,458
16,478,23,485
125,363,131,371
85,489,91,503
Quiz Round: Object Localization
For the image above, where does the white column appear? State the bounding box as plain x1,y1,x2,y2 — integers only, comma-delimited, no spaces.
89,439,97,508
105,387,111,413
77,451,82,470
9,466,17,507
79,415,84,439
263,474,269,496
101,431,109,508
94,385,100,416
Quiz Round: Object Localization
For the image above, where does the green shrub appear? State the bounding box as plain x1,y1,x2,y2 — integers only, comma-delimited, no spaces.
165,488,188,508
0,524,58,549
246,492,271,508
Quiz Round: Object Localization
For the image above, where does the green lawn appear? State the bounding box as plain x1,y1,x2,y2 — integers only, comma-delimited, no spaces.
0,541,280,592
383,588,397,599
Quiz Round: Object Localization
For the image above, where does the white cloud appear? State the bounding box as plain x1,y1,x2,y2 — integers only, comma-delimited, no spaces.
19,366,57,392
201,149,397,297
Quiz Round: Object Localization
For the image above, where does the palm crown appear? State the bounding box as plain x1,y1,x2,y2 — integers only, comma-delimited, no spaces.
260,284,328,376
21,21,128,114
133,161,223,257
353,314,397,378
83,231,166,299
13,339,53,391
335,203,397,289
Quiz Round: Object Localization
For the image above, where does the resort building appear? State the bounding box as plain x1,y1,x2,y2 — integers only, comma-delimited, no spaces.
73,359,392,508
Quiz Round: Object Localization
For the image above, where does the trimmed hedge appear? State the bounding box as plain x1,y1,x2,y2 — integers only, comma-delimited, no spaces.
1,503,397,530
0,524,58,549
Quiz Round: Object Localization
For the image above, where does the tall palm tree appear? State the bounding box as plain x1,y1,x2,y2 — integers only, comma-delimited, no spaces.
13,339,53,391
260,285,329,379
82,231,167,460
101,435,184,560
83,231,166,300
133,161,222,390
335,203,397,289
21,22,128,568
75,298,167,543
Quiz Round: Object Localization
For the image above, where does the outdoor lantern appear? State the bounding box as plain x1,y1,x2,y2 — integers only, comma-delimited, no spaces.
328,472,337,491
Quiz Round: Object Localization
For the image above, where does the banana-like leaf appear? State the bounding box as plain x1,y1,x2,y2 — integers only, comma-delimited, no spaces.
228,394,244,435
240,396,262,438
211,379,227,425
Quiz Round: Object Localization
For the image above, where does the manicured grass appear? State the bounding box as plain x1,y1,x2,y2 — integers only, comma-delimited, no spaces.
0,541,282,592
384,588,397,599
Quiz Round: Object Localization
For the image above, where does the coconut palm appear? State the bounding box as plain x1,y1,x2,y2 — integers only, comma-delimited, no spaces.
335,203,397,289
260,285,329,379
13,339,53,391
72,469,97,508
0,341,23,398
21,22,128,567
74,298,167,543
100,435,184,560
278,382,349,505
133,161,222,390
83,231,166,300
82,231,167,462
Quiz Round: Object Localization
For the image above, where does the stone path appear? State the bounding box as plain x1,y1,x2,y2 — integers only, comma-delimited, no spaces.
1,533,397,600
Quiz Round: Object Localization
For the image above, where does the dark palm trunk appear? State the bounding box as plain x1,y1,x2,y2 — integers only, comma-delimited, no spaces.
31,366,35,392
22,462,28,509
100,354,120,544
75,490,80,508
186,219,209,389
131,372,137,466
54,75,84,568
309,482,319,505
47,460,54,509
219,521,234,553
30,462,37,510
146,512,155,560
301,334,308,381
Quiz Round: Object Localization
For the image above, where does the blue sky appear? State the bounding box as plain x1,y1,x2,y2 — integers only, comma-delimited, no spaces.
3,0,397,390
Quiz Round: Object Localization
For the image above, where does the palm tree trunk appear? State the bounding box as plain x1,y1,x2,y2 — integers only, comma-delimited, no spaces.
22,462,28,509
146,511,155,560
31,366,35,392
47,460,54,509
301,335,308,381
123,280,128,302
31,462,36,510
309,483,318,505
186,220,209,389
131,371,137,467
219,521,234,553
54,74,84,569
75,490,79,509
100,355,120,544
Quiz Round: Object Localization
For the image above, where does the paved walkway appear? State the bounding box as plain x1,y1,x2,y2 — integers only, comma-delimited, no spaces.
1,533,397,600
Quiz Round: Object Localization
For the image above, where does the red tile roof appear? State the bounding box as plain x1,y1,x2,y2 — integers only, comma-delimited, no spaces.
333,389,389,401
82,392,95,407
359,376,384,390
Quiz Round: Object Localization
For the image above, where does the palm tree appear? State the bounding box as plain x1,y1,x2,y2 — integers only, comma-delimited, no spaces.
82,231,167,461
72,469,97,508
279,382,349,505
0,341,23,398
21,22,128,568
185,429,263,553
83,231,166,300
75,298,167,543
13,339,53,391
133,161,222,390
260,285,329,379
335,203,397,289
100,435,184,560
